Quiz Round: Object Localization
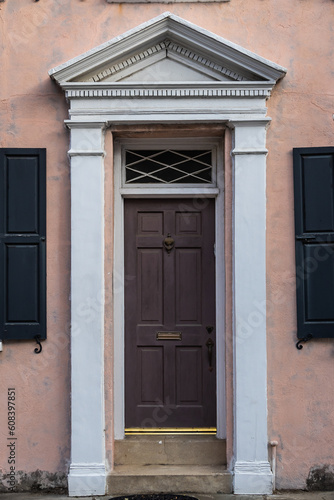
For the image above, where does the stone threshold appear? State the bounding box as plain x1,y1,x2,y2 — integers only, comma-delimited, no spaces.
107,465,232,495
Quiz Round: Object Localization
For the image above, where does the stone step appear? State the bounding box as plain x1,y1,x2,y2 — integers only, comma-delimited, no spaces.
114,436,227,466
107,465,232,495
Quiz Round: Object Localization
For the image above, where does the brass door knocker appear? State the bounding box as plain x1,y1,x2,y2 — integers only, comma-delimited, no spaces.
163,233,175,254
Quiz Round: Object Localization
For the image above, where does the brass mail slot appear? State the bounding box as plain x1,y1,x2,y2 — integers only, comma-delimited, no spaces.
156,331,182,341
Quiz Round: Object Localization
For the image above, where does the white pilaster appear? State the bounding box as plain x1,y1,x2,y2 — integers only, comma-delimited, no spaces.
68,123,107,497
231,121,273,494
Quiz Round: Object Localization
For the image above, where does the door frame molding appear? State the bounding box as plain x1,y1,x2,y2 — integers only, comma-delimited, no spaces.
65,116,274,496
113,137,226,439
65,115,274,496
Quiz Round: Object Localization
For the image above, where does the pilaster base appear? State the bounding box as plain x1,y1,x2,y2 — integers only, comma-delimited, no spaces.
234,461,273,494
68,463,106,497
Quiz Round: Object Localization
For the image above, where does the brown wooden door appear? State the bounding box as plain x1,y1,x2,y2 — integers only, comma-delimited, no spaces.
125,198,216,429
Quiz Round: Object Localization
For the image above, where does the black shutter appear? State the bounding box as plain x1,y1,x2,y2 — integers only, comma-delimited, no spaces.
0,149,46,340
293,147,334,339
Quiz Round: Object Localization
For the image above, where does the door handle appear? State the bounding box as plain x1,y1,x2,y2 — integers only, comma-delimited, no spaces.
206,338,214,372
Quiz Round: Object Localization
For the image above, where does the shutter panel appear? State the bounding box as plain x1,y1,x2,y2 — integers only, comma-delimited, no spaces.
0,149,46,340
293,147,334,339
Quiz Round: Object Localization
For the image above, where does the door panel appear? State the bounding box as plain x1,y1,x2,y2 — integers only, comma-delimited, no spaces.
139,347,164,403
138,249,163,322
176,249,201,323
176,346,202,404
125,198,216,428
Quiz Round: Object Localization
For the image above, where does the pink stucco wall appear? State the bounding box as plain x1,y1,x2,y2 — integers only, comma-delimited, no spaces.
0,0,333,492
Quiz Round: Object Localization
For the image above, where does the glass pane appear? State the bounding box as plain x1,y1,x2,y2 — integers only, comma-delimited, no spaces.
125,149,212,184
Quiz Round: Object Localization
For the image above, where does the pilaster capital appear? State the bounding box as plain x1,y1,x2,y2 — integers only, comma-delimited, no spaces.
67,121,107,157
65,120,108,130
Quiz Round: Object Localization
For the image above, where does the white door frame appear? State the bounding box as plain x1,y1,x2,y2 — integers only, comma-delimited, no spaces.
113,137,226,440
65,116,274,497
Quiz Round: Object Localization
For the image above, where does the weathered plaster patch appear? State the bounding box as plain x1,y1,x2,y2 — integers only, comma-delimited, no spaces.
0,470,67,493
307,464,334,491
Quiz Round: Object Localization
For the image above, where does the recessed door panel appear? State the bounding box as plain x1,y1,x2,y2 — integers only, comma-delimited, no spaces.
139,347,164,403
176,212,202,235
138,249,163,323
176,346,202,404
176,249,201,323
138,212,163,235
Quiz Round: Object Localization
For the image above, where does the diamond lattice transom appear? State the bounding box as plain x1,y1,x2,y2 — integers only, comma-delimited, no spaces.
125,150,212,184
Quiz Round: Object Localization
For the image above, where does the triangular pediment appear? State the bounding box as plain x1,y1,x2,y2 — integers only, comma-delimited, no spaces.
117,57,220,83
49,13,286,86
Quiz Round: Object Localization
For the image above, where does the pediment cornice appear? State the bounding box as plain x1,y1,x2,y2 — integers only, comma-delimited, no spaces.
84,39,246,83
61,81,274,100
49,12,286,87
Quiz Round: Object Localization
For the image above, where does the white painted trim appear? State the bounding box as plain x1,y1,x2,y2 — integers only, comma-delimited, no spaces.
68,149,106,157
232,148,268,156
49,12,286,84
68,463,106,497
113,141,125,440
84,40,241,84
120,187,220,198
215,139,226,439
62,81,274,99
113,137,226,440
69,128,106,496
231,121,272,494
67,115,274,495
234,461,273,494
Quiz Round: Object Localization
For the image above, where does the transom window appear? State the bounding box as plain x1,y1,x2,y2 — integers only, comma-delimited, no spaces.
121,139,218,189
125,149,212,184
